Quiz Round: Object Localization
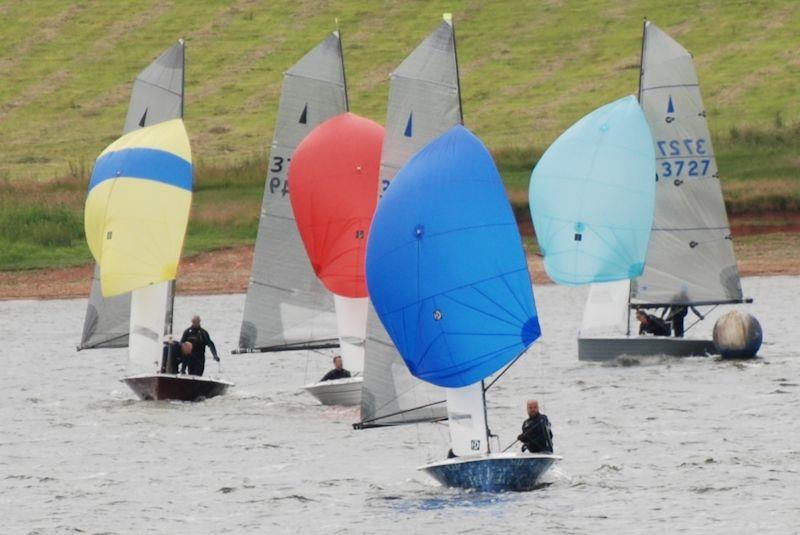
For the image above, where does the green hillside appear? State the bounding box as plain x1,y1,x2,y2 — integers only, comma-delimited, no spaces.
1,0,798,270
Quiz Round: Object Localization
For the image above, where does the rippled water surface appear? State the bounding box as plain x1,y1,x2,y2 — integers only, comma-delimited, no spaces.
1,276,799,534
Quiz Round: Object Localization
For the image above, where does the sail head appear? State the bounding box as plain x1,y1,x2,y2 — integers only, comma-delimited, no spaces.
380,19,462,192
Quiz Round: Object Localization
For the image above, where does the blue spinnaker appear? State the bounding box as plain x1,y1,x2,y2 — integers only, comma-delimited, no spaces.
366,125,540,388
529,95,656,286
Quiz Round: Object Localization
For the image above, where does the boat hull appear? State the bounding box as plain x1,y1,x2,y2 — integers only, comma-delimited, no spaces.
303,376,363,406
420,452,560,492
121,374,233,401
578,336,717,362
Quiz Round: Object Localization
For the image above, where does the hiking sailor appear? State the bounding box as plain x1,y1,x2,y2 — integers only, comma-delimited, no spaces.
518,399,554,453
636,309,670,337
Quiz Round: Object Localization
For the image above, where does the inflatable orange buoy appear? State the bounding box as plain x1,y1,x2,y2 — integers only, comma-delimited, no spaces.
289,112,384,298
713,310,762,358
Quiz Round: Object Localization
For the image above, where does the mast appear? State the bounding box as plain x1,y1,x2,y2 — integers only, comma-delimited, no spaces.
637,19,647,102
336,21,350,111
167,39,185,335
628,18,647,336
481,379,491,453
446,13,464,124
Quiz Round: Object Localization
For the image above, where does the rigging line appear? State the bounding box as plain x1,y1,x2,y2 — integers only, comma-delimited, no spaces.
640,83,699,92
483,350,525,393
354,398,447,427
684,305,717,334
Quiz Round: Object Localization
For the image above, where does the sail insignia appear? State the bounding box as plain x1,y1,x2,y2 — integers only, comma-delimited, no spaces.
404,112,413,137
299,104,308,124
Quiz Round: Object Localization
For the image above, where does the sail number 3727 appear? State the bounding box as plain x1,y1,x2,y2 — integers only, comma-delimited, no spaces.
656,138,713,178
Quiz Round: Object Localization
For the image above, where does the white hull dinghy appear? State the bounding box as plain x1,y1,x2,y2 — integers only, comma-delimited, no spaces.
303,376,363,406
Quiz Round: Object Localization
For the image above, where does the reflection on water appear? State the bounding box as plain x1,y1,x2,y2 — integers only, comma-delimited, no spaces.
0,276,799,533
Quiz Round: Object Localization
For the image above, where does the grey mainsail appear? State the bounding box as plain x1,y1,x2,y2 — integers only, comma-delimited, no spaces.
78,41,185,350
237,32,348,352
631,21,743,307
356,17,461,428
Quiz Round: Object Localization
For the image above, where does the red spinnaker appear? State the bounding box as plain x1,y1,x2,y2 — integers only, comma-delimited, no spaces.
289,112,384,298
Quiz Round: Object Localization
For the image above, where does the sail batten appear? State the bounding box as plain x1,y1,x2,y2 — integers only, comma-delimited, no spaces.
238,32,348,351
631,21,742,306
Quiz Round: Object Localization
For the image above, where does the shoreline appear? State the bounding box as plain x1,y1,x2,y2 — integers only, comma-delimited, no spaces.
2,237,799,301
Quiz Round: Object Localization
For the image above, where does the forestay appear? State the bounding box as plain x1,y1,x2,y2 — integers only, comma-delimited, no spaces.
79,41,184,350
366,125,541,389
631,21,742,306
530,95,656,285
238,33,348,352
357,17,462,427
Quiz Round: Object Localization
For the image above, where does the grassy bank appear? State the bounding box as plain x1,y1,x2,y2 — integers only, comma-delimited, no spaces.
1,1,798,270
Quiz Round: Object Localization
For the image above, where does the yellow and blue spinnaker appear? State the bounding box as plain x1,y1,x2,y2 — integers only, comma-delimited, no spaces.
84,118,193,297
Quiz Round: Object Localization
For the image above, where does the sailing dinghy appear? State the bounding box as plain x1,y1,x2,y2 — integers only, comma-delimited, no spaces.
577,21,750,361
84,119,232,401
289,113,384,405
78,41,185,350
234,33,352,401
367,125,559,492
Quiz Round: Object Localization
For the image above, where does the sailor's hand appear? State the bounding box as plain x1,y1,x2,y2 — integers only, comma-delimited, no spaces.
213,356,220,362
517,434,523,441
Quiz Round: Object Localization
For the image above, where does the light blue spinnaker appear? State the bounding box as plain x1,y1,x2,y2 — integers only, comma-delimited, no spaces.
529,95,656,286
366,125,540,388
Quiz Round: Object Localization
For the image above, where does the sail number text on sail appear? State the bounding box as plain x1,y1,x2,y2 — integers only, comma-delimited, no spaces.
268,156,291,196
655,138,713,178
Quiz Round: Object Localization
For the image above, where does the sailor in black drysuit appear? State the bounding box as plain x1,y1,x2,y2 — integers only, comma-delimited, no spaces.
180,316,219,377
518,399,554,453
635,309,670,336
667,306,688,337
320,355,351,382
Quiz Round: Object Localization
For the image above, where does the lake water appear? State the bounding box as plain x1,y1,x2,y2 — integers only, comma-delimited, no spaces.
1,276,798,534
